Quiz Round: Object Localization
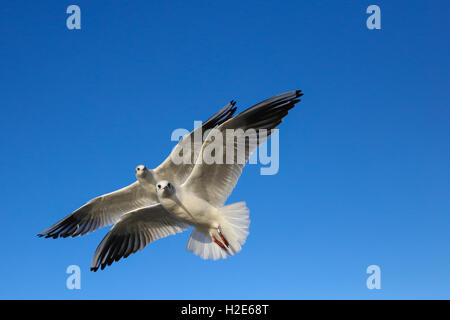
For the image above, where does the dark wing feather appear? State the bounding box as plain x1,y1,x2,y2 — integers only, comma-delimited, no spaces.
90,203,188,271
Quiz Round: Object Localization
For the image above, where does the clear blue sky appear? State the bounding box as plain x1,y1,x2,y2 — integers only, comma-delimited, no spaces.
0,1,449,299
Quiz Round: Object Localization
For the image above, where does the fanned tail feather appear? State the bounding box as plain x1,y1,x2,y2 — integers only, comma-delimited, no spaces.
186,202,250,260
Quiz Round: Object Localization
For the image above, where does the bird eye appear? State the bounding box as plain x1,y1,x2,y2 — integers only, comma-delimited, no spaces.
157,185,161,189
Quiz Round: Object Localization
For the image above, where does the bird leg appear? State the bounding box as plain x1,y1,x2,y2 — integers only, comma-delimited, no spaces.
212,235,227,250
218,228,230,248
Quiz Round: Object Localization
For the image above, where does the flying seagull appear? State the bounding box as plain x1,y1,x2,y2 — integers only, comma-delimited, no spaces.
90,90,302,271
38,102,237,239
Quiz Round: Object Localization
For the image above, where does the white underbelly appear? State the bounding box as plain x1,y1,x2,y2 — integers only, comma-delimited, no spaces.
167,192,218,228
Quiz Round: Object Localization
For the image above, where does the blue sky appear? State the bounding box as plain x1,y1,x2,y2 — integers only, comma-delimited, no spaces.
0,1,449,299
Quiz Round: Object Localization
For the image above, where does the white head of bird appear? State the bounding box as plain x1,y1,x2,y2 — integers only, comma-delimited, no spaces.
156,180,175,198
135,164,148,179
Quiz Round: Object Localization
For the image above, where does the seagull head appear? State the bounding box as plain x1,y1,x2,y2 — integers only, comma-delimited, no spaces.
135,165,148,179
156,180,175,197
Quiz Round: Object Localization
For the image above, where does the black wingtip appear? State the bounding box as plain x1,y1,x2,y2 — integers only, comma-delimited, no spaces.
36,232,53,238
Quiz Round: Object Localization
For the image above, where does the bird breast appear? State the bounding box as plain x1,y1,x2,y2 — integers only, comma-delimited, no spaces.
160,190,219,228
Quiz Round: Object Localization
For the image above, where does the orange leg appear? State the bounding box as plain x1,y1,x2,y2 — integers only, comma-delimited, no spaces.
213,235,227,250
218,228,230,248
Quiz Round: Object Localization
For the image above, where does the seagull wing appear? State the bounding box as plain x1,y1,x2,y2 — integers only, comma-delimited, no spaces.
90,203,189,271
39,102,236,239
38,181,157,238
154,100,237,185
182,90,302,207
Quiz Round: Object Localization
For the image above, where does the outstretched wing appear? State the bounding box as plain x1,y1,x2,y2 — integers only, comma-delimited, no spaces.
154,100,237,185
39,101,236,239
182,90,302,207
38,182,157,238
90,203,189,271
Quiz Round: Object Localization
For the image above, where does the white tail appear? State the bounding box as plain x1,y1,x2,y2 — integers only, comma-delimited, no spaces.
186,202,250,260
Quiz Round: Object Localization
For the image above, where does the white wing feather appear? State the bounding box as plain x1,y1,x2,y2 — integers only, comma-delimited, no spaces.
182,90,302,207
38,181,157,238
154,101,236,185
91,203,189,271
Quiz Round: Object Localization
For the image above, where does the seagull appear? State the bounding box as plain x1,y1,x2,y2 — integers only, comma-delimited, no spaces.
37,101,237,239
90,90,303,271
